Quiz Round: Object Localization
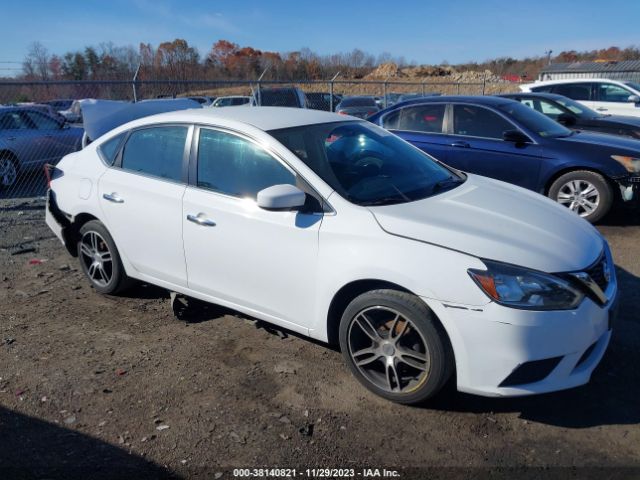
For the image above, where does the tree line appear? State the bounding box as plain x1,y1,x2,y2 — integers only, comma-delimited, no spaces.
16,39,640,82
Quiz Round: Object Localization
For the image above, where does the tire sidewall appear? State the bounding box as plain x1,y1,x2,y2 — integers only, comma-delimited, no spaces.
338,290,452,405
548,171,613,223
0,155,19,189
77,220,125,294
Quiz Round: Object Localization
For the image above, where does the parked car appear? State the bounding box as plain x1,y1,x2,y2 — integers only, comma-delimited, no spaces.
16,103,66,123
335,96,380,118
0,107,83,189
45,99,74,113
520,79,640,117
252,87,307,108
305,92,342,111
369,96,640,222
210,96,251,107
46,107,616,405
500,92,640,139
188,96,214,106
59,100,83,123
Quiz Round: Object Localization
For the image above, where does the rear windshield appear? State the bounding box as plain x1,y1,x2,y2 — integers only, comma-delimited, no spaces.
341,97,377,107
497,101,572,138
257,90,301,107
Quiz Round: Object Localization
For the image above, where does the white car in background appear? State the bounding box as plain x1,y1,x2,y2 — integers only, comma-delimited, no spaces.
520,78,640,117
45,107,616,404
210,96,251,107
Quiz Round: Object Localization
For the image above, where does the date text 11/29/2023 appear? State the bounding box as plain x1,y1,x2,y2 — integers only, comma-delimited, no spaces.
232,468,401,478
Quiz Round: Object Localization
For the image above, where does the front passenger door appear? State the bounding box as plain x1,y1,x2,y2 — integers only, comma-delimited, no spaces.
182,127,322,332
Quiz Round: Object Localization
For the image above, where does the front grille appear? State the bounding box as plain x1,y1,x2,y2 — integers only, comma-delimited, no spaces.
586,258,609,292
628,176,640,183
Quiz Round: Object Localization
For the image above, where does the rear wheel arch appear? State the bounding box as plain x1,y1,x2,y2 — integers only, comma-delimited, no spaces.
65,212,100,256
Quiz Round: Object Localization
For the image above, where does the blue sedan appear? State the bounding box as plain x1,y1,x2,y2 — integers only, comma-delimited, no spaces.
368,96,640,223
0,107,83,190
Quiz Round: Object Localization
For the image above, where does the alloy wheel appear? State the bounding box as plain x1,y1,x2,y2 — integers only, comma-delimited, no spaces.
556,180,600,217
79,231,113,287
0,158,17,187
347,306,430,394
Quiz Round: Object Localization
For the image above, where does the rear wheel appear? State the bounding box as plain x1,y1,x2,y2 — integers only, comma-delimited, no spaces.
338,289,453,405
548,170,613,223
77,220,131,294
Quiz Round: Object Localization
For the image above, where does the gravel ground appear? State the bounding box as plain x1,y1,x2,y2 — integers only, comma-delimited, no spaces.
1,197,639,480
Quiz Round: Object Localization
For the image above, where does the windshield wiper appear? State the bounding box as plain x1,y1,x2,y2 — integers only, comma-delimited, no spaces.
432,176,464,193
360,196,407,206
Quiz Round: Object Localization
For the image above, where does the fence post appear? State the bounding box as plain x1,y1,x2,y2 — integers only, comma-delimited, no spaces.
329,72,340,112
482,74,487,95
383,77,390,109
132,64,140,102
456,82,460,95
421,80,425,96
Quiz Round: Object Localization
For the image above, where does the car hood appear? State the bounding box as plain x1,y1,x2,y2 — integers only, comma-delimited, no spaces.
597,114,640,127
369,174,604,273
560,130,640,151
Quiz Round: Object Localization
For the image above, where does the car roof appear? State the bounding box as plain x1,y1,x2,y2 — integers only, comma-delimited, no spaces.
523,78,628,87
137,106,352,131
499,92,568,101
387,95,516,109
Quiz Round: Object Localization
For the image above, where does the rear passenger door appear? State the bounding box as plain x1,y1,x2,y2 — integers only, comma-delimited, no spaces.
445,103,544,190
381,103,450,161
98,125,191,287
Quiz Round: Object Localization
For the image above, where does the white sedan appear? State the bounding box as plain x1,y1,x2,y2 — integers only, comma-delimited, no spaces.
45,107,617,404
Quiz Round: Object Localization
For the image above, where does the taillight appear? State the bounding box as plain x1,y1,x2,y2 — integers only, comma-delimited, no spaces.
44,164,62,188
337,110,348,115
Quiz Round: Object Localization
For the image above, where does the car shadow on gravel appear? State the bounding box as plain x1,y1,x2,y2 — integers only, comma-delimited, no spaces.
428,266,640,429
0,406,179,479
598,203,640,226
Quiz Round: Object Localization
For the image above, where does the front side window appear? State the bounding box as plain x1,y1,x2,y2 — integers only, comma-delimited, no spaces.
197,129,295,199
385,104,446,134
597,83,633,102
270,121,461,206
24,111,60,130
0,112,30,130
453,104,513,139
120,126,188,182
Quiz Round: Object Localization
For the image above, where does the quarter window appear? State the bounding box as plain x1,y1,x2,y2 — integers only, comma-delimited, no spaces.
597,83,633,102
120,126,188,182
197,129,295,199
98,132,126,166
453,105,513,139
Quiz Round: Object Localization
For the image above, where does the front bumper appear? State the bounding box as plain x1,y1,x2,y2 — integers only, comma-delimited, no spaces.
615,175,640,202
425,280,617,397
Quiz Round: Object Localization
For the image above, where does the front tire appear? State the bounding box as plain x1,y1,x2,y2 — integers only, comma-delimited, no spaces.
548,170,613,223
0,153,18,190
338,289,453,405
77,220,131,294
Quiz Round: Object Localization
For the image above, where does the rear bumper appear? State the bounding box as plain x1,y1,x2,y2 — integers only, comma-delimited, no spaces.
45,189,70,245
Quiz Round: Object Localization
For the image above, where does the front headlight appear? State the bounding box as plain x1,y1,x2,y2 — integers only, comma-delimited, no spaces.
468,260,584,310
611,155,640,173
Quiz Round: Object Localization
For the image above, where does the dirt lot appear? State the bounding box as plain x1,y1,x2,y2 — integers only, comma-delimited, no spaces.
1,198,639,479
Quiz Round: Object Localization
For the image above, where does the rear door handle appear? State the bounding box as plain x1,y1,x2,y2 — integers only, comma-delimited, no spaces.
6,136,16,141
187,213,216,227
103,192,124,203
451,141,470,148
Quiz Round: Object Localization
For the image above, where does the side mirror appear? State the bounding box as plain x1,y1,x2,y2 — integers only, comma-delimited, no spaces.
503,129,531,145
627,95,640,104
257,184,306,211
557,113,576,126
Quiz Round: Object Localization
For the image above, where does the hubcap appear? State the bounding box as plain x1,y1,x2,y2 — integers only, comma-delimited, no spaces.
556,180,600,217
0,158,17,187
79,231,113,287
347,306,430,394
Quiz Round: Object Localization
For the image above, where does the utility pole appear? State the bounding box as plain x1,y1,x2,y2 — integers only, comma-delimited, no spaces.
545,50,553,66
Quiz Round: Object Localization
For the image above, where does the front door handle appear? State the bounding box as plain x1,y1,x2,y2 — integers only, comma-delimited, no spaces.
6,136,16,141
596,107,608,112
187,213,216,227
103,192,124,203
451,141,470,148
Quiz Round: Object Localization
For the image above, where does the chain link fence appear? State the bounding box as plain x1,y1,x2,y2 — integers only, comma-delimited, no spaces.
0,78,520,200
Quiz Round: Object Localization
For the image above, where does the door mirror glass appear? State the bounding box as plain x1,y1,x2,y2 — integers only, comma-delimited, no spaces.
557,113,576,126
628,95,640,104
503,129,531,144
257,184,306,211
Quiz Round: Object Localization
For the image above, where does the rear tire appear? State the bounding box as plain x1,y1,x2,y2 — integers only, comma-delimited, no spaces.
77,220,131,294
338,289,453,405
548,170,613,223
0,153,18,190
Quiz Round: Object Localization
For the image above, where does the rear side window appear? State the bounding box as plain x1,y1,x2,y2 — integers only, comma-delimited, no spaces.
24,111,60,130
395,104,446,133
530,86,553,93
0,112,30,130
98,133,126,165
453,105,513,139
552,83,592,101
197,128,295,199
121,126,188,182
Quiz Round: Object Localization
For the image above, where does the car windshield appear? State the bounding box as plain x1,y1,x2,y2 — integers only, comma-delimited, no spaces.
624,81,640,92
497,101,572,138
270,121,463,206
341,97,377,107
554,97,600,118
